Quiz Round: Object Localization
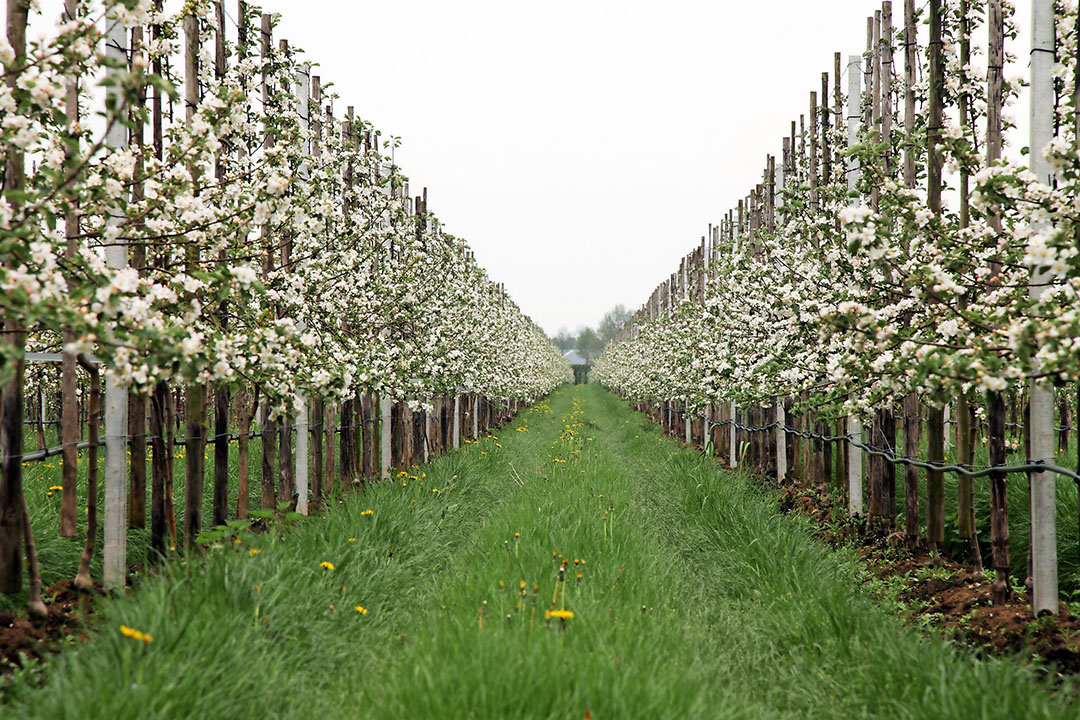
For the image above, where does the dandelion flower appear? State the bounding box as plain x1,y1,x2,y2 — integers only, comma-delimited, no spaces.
348,537,357,542
320,561,335,571
249,548,260,557
355,605,368,614
120,625,153,644
545,609,574,620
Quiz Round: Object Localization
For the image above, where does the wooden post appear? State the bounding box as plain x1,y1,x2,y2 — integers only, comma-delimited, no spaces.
955,0,980,573
833,51,841,182
129,25,148,528
925,0,946,560
360,393,372,480
258,12,277,513
182,10,206,551
1028,0,1058,616
812,91,816,208
149,0,169,552
821,72,830,184
235,390,253,519
59,0,80,540
1075,6,1080,575
0,0,29,592
211,1,229,528
472,394,479,440
881,3,893,173
324,401,336,491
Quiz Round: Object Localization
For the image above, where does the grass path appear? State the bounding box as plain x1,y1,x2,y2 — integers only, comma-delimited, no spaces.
5,386,1078,718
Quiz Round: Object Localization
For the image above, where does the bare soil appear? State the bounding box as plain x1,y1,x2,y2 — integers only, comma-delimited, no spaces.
0,580,99,677
770,475,1080,676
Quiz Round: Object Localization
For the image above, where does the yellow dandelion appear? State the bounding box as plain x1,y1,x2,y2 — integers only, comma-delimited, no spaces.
355,605,368,614
360,509,373,516
120,625,153,644
348,537,357,542
49,485,63,491
249,548,260,557
320,561,335,571
545,609,574,620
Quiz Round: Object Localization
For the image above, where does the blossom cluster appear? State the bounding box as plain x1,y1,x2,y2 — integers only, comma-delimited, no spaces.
594,0,1078,420
2,0,570,416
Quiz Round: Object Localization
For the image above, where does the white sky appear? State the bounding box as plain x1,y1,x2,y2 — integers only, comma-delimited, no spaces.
38,0,1037,335
256,0,901,336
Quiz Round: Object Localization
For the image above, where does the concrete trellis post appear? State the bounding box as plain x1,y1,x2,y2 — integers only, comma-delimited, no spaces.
776,402,787,482
294,62,311,514
846,53,864,516
380,395,392,480
704,404,712,455
295,397,308,513
729,400,737,468
102,11,129,590
453,395,461,449
423,406,430,463
1029,0,1058,616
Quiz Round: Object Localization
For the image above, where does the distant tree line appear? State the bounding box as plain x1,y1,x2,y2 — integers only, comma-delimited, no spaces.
551,305,632,364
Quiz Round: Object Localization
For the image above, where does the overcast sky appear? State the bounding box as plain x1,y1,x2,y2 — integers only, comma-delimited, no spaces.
244,0,893,335
42,1,1036,336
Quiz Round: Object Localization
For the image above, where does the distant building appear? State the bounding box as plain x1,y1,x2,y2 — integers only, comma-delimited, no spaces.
563,349,586,365
563,349,590,384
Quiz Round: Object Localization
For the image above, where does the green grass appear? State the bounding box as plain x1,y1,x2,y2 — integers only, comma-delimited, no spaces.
7,426,278,613
4,385,1078,718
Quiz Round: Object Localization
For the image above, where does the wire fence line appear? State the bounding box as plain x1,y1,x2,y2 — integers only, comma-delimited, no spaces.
12,410,470,465
652,403,1080,485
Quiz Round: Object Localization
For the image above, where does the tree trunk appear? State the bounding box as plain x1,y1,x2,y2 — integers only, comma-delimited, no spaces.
339,398,354,485
75,356,100,591
260,402,277,511
129,392,147,528
903,394,920,548
184,385,206,551
989,391,1011,604
150,381,169,558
